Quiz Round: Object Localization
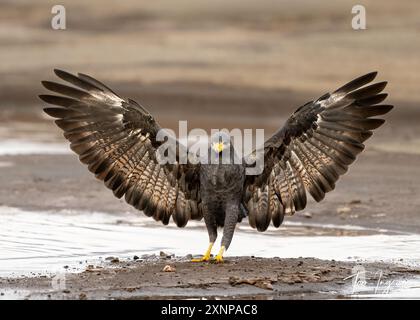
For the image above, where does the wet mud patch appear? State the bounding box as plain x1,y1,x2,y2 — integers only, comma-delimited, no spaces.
1,256,419,299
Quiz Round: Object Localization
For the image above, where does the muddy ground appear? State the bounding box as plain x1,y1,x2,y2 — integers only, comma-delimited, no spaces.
1,255,419,300
0,0,419,299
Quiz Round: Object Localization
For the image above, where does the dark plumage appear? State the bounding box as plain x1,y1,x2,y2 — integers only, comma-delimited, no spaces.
41,70,393,262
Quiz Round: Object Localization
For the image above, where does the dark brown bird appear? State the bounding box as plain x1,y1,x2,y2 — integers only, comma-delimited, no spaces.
40,70,392,262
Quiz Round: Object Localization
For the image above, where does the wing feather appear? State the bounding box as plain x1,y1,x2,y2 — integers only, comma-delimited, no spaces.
243,72,393,230
41,69,202,226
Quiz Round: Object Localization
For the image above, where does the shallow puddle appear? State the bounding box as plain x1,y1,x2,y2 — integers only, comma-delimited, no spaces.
0,206,419,278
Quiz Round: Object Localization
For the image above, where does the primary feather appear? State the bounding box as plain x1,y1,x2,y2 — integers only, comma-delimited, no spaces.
243,72,393,231
41,69,202,227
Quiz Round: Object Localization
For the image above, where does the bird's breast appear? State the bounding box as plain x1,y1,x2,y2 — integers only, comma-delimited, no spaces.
201,164,244,193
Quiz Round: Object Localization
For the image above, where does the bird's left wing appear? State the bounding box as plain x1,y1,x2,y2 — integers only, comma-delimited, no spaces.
41,69,201,227
243,72,393,231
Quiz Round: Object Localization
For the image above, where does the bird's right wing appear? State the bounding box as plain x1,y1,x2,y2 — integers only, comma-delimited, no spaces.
41,69,201,227
243,72,393,231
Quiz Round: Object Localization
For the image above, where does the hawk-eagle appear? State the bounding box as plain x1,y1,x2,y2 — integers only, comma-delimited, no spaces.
41,70,392,262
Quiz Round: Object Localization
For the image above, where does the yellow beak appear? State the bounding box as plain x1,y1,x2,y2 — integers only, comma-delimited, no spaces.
212,142,224,153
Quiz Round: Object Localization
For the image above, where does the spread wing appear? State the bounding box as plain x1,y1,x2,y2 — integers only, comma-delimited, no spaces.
243,72,393,231
40,69,201,227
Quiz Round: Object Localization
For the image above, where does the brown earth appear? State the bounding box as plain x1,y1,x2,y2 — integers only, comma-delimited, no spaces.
1,256,419,300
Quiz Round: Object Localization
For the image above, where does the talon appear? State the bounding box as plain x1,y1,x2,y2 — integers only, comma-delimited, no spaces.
191,242,213,262
214,255,224,263
191,254,211,262
213,246,225,263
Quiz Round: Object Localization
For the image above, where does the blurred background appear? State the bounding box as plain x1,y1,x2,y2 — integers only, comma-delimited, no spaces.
1,0,420,128
0,0,419,250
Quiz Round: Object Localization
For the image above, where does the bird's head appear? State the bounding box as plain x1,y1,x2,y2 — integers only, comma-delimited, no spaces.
210,131,231,155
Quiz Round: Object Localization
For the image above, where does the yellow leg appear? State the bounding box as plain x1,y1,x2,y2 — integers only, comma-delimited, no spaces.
191,242,213,262
214,246,225,263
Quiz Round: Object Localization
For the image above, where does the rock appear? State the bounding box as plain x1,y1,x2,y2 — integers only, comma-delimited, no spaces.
277,272,322,284
229,276,274,290
133,255,139,260
303,212,312,218
160,251,174,259
79,293,87,300
162,265,176,272
104,256,121,263
105,256,116,261
85,266,103,272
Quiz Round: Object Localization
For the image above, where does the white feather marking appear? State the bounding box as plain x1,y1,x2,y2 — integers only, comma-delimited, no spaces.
320,92,346,108
316,114,322,124
90,91,124,107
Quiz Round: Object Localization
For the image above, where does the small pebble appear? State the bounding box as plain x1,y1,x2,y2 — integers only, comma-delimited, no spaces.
303,212,312,219
337,206,351,214
162,265,176,272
